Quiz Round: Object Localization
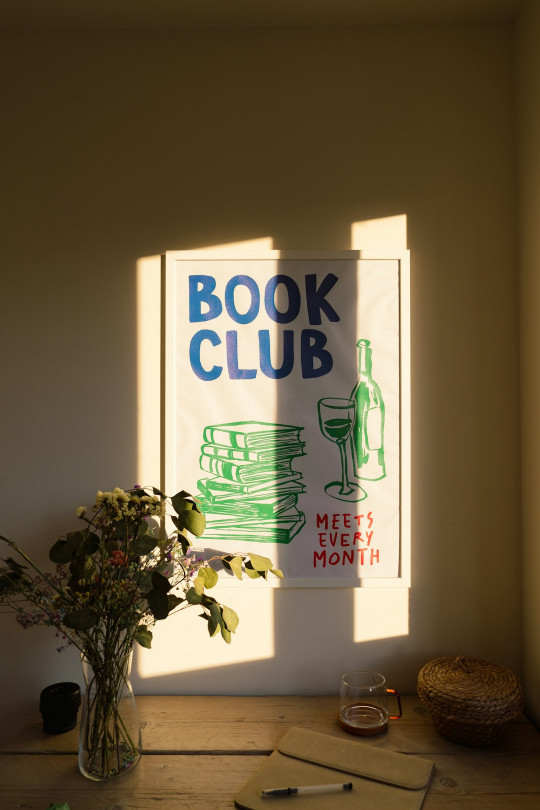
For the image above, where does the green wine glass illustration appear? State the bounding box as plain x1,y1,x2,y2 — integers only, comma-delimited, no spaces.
317,398,367,502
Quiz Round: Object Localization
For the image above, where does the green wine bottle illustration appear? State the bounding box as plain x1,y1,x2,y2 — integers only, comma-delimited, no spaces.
350,339,386,481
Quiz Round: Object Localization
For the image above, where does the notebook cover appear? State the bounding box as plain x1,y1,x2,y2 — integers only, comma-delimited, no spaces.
234,727,434,810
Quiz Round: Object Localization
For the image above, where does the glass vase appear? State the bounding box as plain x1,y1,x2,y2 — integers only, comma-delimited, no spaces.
78,650,142,781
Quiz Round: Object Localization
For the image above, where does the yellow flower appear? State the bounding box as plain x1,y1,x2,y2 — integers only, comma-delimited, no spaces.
75,506,87,518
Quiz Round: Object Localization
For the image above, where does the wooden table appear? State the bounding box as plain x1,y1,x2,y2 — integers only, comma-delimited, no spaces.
1,695,539,808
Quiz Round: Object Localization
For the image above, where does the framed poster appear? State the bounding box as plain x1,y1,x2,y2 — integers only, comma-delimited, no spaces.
163,250,410,587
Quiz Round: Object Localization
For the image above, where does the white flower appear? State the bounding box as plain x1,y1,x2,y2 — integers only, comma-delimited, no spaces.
75,506,87,518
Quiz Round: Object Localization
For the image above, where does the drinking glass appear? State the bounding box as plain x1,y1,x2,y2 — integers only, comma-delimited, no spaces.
318,398,366,502
338,671,402,736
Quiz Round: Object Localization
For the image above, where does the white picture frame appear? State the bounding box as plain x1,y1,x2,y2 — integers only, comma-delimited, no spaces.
163,250,410,588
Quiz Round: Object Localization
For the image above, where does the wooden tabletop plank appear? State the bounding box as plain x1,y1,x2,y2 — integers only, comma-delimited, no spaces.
1,752,539,810
2,695,537,755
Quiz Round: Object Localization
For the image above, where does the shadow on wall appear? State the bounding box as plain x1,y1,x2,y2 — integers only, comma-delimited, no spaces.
132,215,413,696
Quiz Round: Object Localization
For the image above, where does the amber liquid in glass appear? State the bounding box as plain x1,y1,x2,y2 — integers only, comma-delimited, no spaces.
338,702,388,736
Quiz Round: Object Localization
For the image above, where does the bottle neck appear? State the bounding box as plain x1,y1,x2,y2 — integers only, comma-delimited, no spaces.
357,340,372,376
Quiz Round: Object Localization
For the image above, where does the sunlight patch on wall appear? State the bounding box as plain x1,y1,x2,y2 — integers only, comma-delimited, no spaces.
351,215,408,250
353,587,409,642
136,242,278,681
136,255,161,487
136,588,276,677
350,215,410,639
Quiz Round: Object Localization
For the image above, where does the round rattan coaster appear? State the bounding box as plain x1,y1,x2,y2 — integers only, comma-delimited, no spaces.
417,656,523,746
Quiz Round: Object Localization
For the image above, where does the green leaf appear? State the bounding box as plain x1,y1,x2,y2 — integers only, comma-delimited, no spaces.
112,519,137,539
222,605,239,633
46,803,71,810
176,534,191,555
208,602,222,637
63,608,98,631
135,627,153,649
132,533,158,556
151,570,172,592
185,586,203,605
198,566,219,589
147,589,169,620
152,486,166,498
66,530,85,545
193,576,205,596
49,530,96,565
173,503,206,537
222,555,244,580
271,568,284,578
220,624,232,643
49,539,73,564
248,553,274,572
244,562,261,579
171,491,193,512
83,532,100,556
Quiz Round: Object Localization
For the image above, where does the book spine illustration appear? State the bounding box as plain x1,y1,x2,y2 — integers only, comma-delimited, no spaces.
201,444,259,462
203,427,247,449
199,455,290,482
201,443,306,462
203,422,302,449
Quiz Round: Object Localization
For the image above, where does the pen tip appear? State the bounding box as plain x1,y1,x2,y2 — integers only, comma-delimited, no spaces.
345,783,353,791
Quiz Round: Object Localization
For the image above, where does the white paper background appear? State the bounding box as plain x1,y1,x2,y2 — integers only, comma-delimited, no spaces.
167,255,402,584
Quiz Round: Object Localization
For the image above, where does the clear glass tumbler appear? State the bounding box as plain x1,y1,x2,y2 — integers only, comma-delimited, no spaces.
338,670,402,736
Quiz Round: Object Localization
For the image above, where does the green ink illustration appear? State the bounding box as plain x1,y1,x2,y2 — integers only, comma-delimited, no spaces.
197,421,306,544
317,398,367,502
317,338,386,502
350,339,386,481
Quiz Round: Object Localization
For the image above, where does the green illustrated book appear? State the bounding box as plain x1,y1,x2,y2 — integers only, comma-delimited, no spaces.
200,442,306,463
197,421,306,545
199,455,293,483
203,421,303,450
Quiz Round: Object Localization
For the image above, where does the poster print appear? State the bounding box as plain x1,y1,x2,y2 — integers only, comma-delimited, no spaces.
164,250,410,587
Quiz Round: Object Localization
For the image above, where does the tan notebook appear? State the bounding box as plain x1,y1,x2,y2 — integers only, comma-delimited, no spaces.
234,727,434,810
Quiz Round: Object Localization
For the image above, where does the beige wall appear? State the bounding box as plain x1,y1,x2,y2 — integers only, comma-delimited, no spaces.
0,23,521,706
518,0,540,727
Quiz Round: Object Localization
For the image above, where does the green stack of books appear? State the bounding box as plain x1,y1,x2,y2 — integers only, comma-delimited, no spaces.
197,420,306,544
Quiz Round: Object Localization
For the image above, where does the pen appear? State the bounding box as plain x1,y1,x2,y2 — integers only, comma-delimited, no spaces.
261,782,353,797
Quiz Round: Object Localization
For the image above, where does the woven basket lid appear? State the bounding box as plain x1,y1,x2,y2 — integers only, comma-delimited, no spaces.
417,656,523,722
